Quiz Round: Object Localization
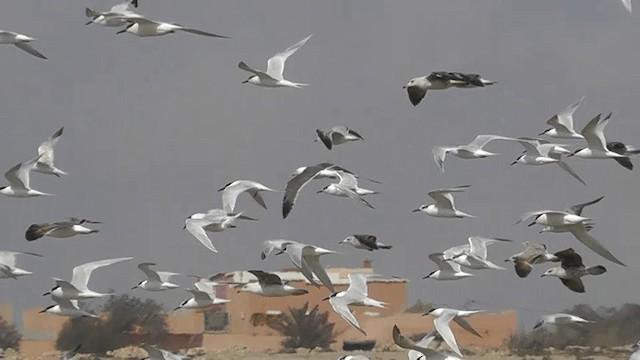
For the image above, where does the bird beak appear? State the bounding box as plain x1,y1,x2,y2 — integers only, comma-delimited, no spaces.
527,221,536,227
116,29,127,34
411,208,421,213
241,80,249,84
322,296,330,301
131,286,137,290
85,20,93,26
182,224,186,229
316,190,323,194
42,292,50,296
402,85,407,89
172,307,181,311
510,161,517,166
38,309,46,314
540,274,546,277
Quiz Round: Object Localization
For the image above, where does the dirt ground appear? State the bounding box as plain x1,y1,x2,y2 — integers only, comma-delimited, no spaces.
3,344,636,360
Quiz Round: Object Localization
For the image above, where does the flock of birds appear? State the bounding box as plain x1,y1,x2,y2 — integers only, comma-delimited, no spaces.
1,1,639,360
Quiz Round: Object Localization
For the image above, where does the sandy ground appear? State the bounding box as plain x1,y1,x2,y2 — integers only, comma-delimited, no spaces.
1,344,636,360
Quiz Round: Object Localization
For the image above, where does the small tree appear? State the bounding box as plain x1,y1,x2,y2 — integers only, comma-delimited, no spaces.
0,316,21,350
56,295,168,353
267,302,335,351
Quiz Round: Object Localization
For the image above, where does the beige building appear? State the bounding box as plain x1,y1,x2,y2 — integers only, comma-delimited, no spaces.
16,262,517,357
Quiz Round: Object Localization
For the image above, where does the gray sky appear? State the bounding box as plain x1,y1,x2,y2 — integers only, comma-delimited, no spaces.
1,0,640,329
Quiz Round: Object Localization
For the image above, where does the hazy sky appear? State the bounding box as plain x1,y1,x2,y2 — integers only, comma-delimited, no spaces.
1,0,640,330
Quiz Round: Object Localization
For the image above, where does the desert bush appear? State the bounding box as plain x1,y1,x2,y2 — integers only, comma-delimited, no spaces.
56,295,168,353
266,302,335,351
0,316,21,350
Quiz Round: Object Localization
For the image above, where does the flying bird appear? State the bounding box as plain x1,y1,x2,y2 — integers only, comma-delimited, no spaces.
432,135,517,172
292,165,382,185
237,270,308,297
412,185,475,218
325,273,387,335
571,113,626,159
184,209,256,253
422,307,484,358
25,218,100,241
511,139,585,185
33,127,67,177
315,126,364,150
317,171,376,210
218,180,278,212
283,162,351,218
43,257,133,299
277,241,338,292
116,17,229,38
539,97,585,139
443,236,512,271
423,253,474,281
541,248,607,293
339,235,392,251
517,207,625,266
174,287,230,311
39,298,97,318
1,154,53,198
538,196,603,233
505,242,559,278
403,72,496,106
132,263,181,291
239,34,312,88
533,313,593,330
0,30,47,60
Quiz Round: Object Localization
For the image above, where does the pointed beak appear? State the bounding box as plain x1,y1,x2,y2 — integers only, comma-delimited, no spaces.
527,221,536,227
42,292,50,296
241,79,249,84
85,20,93,26
172,307,181,311
116,28,127,34
183,224,186,229
316,190,323,194
38,309,47,314
510,161,517,166
322,296,330,301
412,208,421,213
540,274,546,277
131,286,137,290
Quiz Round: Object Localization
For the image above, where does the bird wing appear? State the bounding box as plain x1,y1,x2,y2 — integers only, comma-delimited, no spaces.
346,273,369,298
137,262,161,282
220,181,250,213
266,34,312,80
260,239,292,260
14,42,47,60
340,187,375,209
248,188,269,210
568,224,625,266
567,196,604,216
238,61,275,81
433,311,463,357
282,162,336,218
330,297,366,335
468,134,515,149
72,257,132,291
157,271,181,282
336,171,359,189
347,127,364,140
443,244,470,260
248,270,283,285
393,326,445,360
555,160,586,185
560,278,585,293
468,236,512,260
553,248,584,268
453,316,483,338
513,210,553,225
303,252,335,292
517,140,542,156
547,97,584,132
354,235,378,249
429,252,461,273
581,113,609,152
406,85,427,106
185,219,218,253
5,154,42,191
178,27,229,38
110,0,136,14
428,186,469,210
622,0,633,13
25,223,58,241
432,147,451,172
315,129,333,150
37,127,63,167
0,251,41,267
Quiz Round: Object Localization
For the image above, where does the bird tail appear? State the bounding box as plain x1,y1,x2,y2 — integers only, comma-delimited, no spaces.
587,265,607,276
291,82,309,88
378,243,392,250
